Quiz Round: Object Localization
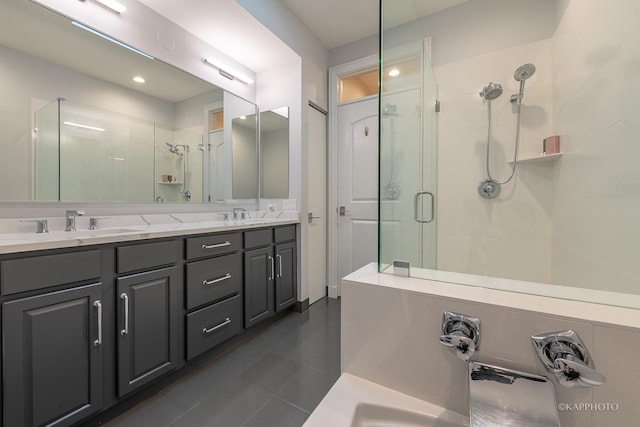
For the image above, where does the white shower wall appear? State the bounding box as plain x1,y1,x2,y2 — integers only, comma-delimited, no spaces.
434,39,554,283
550,0,640,294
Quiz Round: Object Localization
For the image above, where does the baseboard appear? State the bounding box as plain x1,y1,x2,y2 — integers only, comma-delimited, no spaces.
294,298,309,313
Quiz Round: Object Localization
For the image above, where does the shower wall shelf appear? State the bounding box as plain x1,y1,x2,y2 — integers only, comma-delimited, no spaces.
508,152,563,165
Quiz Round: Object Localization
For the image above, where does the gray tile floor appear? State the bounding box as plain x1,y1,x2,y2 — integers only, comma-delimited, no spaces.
98,298,340,427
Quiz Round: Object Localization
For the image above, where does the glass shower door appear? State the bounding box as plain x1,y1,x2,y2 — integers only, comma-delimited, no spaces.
379,31,438,272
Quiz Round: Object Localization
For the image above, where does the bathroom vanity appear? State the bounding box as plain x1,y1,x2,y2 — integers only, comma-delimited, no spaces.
0,215,298,426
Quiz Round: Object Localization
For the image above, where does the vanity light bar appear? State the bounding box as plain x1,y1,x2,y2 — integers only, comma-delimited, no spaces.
204,57,254,85
94,0,127,14
71,21,154,60
64,121,106,132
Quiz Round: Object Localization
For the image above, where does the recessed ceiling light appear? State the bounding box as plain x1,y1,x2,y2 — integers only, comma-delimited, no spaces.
133,76,145,83
388,68,400,77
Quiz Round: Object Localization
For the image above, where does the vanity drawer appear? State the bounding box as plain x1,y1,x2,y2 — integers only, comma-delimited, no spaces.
186,233,242,260
1,250,101,295
244,228,273,249
186,294,242,360
274,225,296,243
117,240,178,274
186,253,242,310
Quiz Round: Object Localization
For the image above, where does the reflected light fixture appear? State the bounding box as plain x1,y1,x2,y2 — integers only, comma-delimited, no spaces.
239,116,247,120
64,121,106,132
388,68,400,77
204,57,254,85
72,21,154,60
133,76,145,83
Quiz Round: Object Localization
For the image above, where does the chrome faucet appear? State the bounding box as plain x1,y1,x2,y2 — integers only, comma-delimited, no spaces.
65,210,85,231
232,208,247,221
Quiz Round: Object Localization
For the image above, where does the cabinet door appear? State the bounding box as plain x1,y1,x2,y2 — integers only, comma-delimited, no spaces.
244,247,274,327
117,266,178,397
3,283,103,427
275,242,297,312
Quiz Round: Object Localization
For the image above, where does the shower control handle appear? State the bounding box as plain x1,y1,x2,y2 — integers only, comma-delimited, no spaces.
439,334,476,361
553,358,606,388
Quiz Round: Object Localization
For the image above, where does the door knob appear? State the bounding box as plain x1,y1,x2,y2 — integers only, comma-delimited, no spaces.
339,206,350,216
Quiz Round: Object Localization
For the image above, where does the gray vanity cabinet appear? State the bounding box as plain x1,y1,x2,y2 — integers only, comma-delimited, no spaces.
3,282,103,427
244,225,297,327
274,241,296,312
244,245,275,327
116,266,179,397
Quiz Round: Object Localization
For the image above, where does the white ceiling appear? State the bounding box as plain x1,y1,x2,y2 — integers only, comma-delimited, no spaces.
138,0,298,74
282,0,470,49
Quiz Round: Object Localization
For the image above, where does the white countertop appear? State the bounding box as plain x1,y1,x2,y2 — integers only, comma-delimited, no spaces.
0,211,299,254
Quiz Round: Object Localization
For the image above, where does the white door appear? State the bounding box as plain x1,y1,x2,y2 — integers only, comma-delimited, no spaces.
306,105,327,305
337,97,379,285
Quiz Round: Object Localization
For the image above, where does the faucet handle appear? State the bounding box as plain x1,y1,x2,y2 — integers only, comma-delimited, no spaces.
89,217,110,231
439,334,476,361
67,210,85,217
20,219,49,234
553,358,606,388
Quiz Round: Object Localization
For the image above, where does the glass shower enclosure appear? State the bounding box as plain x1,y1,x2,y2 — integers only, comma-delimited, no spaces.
379,32,438,272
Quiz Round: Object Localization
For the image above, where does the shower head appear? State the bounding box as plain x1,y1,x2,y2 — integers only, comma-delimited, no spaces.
382,103,397,116
514,63,536,81
479,82,503,100
165,142,180,155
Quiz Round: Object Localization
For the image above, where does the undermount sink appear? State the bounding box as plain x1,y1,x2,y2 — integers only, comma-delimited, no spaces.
351,403,464,427
66,228,142,236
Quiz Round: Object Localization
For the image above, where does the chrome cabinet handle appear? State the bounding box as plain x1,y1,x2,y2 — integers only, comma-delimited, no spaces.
276,254,282,278
203,273,231,286
120,293,129,336
201,241,231,250
202,318,231,334
93,300,102,347
268,255,275,280
414,191,435,223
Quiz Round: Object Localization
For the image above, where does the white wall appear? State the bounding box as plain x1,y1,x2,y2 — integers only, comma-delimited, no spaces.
434,38,554,283
550,0,640,293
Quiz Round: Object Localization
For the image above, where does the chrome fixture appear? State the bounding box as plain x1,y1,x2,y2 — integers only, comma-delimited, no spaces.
382,103,401,200
65,210,85,231
478,63,536,199
204,57,254,85
469,362,561,427
89,217,109,230
440,311,480,361
413,191,434,223
479,82,503,100
511,63,536,103
233,208,247,221
20,219,49,234
532,330,606,388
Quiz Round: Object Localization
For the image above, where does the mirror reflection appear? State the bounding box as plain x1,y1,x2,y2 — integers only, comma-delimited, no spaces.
260,108,290,199
0,0,260,204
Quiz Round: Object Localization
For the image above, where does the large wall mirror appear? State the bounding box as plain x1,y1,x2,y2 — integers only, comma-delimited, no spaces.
0,0,258,204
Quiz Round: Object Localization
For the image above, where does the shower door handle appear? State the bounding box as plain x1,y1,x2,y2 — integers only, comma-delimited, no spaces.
414,191,434,224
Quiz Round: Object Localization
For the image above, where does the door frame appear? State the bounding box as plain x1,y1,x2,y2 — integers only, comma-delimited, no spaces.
328,54,378,298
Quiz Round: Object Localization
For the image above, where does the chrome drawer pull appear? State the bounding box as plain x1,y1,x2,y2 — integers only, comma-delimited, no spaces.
120,293,129,336
202,273,232,286
201,241,231,250
93,300,102,347
202,318,231,334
